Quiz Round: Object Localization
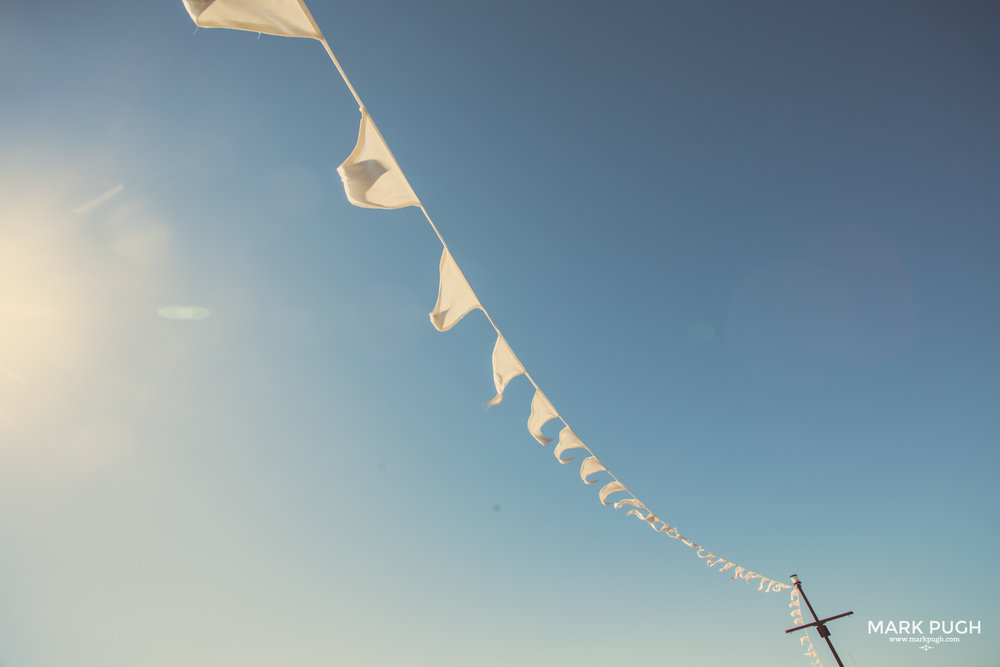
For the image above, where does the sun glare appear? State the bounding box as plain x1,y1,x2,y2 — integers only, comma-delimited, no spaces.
4,246,83,361
0,200,96,389
0,178,145,441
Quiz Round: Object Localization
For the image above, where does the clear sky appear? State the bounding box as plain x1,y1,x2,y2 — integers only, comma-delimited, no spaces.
1,2,998,666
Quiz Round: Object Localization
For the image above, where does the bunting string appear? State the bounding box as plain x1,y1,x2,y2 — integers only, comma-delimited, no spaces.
317,33,364,111
179,0,808,660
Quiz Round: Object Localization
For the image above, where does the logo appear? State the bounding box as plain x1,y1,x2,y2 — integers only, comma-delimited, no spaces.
867,619,982,650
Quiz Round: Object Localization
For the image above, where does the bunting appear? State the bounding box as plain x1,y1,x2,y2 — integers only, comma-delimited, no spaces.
338,109,421,210
579,456,608,485
553,426,587,463
598,481,628,505
526,390,559,445
181,0,322,39
180,3,815,664
487,334,525,407
790,587,825,667
429,248,481,332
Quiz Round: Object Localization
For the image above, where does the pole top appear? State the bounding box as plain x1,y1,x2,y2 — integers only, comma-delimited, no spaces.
790,574,801,584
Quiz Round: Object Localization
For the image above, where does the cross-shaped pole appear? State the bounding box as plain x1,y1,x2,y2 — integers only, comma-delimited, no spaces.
784,574,853,667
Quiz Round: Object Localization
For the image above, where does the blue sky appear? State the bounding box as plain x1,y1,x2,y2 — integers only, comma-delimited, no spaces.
1,2,998,666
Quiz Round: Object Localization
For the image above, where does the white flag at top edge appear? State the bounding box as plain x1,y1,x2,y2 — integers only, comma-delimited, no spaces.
429,249,481,332
181,0,322,39
338,109,421,210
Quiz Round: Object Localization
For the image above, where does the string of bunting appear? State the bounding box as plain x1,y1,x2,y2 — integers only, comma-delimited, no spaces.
790,587,826,667
181,0,799,624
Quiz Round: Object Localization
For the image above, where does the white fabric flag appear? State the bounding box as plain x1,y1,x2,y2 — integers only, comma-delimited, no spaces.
579,455,607,485
613,497,645,511
338,109,420,210
527,390,559,445
181,0,322,39
553,426,586,463
487,334,525,407
598,481,627,505
660,525,682,539
429,248,481,331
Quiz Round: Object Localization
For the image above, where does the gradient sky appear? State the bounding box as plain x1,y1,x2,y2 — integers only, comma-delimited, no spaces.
1,2,998,666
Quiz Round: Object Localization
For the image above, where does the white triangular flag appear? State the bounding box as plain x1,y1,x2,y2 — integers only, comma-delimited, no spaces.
487,334,525,407
598,481,627,505
553,426,586,463
613,497,645,511
429,248,481,331
527,390,558,445
660,525,682,539
579,455,607,485
181,0,322,39
338,109,420,210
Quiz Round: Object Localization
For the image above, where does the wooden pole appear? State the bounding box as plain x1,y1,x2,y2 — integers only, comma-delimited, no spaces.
784,574,853,667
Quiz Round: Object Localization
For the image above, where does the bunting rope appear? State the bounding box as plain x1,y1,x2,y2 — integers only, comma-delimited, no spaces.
318,36,364,112
180,0,807,657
